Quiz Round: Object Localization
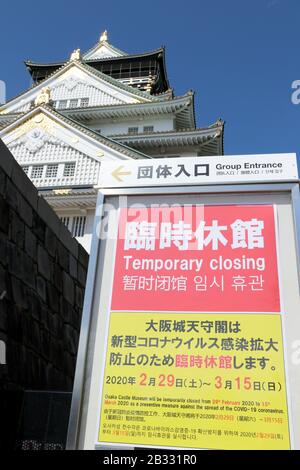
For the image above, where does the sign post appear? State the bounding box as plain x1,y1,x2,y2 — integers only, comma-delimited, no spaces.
67,153,300,450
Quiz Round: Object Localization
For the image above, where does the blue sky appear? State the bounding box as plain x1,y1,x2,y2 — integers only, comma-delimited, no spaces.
0,0,299,157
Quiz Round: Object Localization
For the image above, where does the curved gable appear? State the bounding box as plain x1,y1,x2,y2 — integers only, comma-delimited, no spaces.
0,61,152,115
83,42,126,60
0,107,150,188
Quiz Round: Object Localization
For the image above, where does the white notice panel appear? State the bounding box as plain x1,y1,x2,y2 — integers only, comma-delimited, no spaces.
98,153,298,188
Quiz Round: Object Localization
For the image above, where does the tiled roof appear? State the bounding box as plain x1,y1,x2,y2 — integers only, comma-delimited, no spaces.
0,104,152,161
110,124,222,137
24,47,165,68
112,122,224,155
0,59,172,113
61,93,195,128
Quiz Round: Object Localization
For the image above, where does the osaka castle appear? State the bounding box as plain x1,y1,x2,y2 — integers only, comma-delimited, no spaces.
0,31,224,252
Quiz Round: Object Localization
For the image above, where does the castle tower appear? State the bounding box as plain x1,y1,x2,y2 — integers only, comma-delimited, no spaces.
0,31,224,252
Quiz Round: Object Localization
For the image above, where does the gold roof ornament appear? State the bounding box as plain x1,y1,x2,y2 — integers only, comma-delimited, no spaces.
100,30,108,42
70,48,81,61
34,87,51,106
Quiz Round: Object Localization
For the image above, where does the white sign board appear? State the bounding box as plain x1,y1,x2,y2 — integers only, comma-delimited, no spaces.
98,153,298,188
68,151,300,451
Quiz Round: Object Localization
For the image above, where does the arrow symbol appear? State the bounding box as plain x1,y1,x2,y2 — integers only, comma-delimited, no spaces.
111,165,132,182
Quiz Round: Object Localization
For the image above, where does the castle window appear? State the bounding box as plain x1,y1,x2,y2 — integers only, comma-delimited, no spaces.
31,165,44,179
45,164,58,178
80,97,89,107
58,100,68,109
143,125,154,133
69,99,79,109
22,166,30,175
128,127,138,135
71,216,86,237
63,162,76,177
